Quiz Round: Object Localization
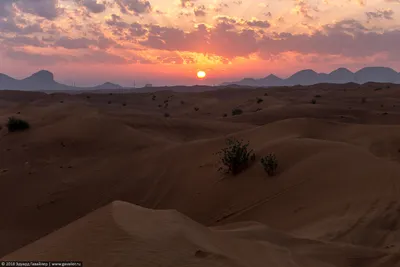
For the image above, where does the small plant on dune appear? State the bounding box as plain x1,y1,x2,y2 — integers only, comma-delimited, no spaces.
158,104,162,108
261,154,278,176
152,95,156,101
181,100,185,105
256,97,263,104
361,97,366,104
232,108,243,116
311,99,316,104
223,113,227,117
7,117,30,132
122,103,127,106
216,138,255,175
164,112,170,118
264,92,268,96
194,107,199,111
108,101,112,104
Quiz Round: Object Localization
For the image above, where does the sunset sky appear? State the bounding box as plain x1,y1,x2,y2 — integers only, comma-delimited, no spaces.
1,0,400,86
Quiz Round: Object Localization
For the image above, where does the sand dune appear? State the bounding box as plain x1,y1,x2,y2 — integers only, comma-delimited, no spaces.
3,201,398,267
2,83,400,266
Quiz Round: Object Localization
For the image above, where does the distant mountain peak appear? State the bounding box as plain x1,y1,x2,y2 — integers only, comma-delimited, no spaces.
94,82,123,90
27,70,54,81
331,67,352,73
264,74,281,79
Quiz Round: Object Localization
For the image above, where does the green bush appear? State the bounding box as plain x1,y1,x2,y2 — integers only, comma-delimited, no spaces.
7,117,30,132
261,154,278,176
216,138,255,175
232,108,243,116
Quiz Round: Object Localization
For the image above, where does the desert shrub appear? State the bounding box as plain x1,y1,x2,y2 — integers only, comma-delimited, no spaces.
164,100,169,103
255,108,262,112
374,87,382,91
122,103,127,106
261,154,278,176
7,117,30,132
152,95,156,101
181,100,185,105
264,92,268,96
311,99,316,104
232,108,243,116
194,107,199,111
108,101,111,104
158,104,162,108
256,97,263,104
223,113,227,117
361,97,366,104
164,112,170,117
216,138,255,175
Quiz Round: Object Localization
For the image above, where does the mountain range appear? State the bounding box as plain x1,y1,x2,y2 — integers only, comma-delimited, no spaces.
221,67,400,87
0,70,123,91
1,67,400,92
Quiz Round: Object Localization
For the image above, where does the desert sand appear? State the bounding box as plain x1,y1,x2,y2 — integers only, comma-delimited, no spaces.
1,83,400,266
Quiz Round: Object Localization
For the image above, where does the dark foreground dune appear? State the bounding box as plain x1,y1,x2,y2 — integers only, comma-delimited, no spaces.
1,83,400,266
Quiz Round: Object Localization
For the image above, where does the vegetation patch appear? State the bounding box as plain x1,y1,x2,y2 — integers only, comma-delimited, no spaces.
216,138,255,175
261,154,278,176
6,117,30,132
232,108,243,116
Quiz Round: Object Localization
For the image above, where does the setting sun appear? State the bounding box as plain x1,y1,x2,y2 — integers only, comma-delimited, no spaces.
197,70,206,79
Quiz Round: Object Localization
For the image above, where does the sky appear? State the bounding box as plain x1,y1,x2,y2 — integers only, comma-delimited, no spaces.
0,0,400,87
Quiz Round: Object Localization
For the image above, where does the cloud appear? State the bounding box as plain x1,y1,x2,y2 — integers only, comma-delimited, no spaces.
135,18,400,62
181,0,195,8
5,49,68,65
115,0,152,15
55,36,97,49
106,14,148,37
0,0,13,18
194,5,206,16
15,0,63,20
366,9,394,21
245,19,270,28
0,17,43,34
292,0,319,20
77,0,107,13
54,35,118,49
